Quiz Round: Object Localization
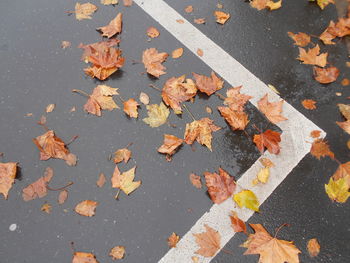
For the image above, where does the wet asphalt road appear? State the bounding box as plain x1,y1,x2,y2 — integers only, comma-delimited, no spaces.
0,0,349,262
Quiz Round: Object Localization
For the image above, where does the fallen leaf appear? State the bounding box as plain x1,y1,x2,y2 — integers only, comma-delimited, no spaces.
139,92,150,105
206,106,212,114
233,189,260,212
224,86,252,112
46,103,55,113
194,18,206,24
266,0,282,10
143,102,170,127
256,167,270,184
341,78,350,86
230,211,247,233
310,138,334,160
313,66,339,84
189,173,202,189
260,158,275,168
41,202,52,214
307,238,320,257
204,168,236,204
22,167,54,201
197,48,203,57
310,0,335,10
310,130,321,138
214,11,230,24
176,19,185,24
72,252,98,263
242,224,301,263
302,99,317,110
123,0,132,6
58,190,68,204
258,94,287,124
101,0,118,5
218,106,249,130
147,27,160,38
75,200,98,217
123,98,139,118
184,118,221,151
168,232,180,248
79,39,120,61
298,45,327,67
142,48,168,78
96,173,106,188
250,0,282,11
61,41,71,49
109,246,125,260
336,121,350,134
267,84,280,94
111,166,141,195
162,75,197,113
172,48,183,58
320,18,350,45
38,115,47,125
74,2,98,21
114,148,132,164
185,5,193,13
333,162,350,185
97,13,122,38
158,134,183,160
288,32,310,47
338,103,350,120
0,162,17,199
193,71,223,96
253,129,281,155
193,224,221,257
325,176,350,203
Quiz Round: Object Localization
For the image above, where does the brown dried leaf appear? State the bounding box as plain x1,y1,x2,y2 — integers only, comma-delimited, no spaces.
41,202,52,214
139,92,150,105
101,0,118,5
114,148,132,164
172,48,183,59
218,106,249,130
302,99,317,110
109,246,125,260
168,232,180,248
310,138,334,160
333,162,350,185
0,162,17,199
224,86,252,112
197,48,203,57
97,13,122,38
288,32,311,47
193,224,221,257
22,167,54,201
310,130,321,138
72,252,98,263
193,71,223,96
123,0,132,6
214,11,230,24
313,66,339,84
185,5,193,13
253,129,281,155
337,121,350,134
147,27,160,38
320,18,350,44
123,98,139,118
142,48,168,78
74,2,98,21
258,94,287,124
307,238,320,257
230,211,247,234
194,18,206,24
338,104,350,120
75,200,98,217
58,190,68,204
189,173,202,189
298,45,327,67
96,173,106,187
158,134,183,159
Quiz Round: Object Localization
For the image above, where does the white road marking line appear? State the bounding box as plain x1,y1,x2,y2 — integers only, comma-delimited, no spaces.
134,0,325,262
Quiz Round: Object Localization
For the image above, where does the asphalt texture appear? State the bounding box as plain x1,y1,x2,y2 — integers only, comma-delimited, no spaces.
0,0,349,263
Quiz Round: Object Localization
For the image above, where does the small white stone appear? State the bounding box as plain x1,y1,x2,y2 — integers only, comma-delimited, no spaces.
9,223,17,231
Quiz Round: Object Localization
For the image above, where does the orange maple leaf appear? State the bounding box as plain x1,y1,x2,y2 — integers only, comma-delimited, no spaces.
310,138,334,160
218,106,249,130
189,173,202,189
123,98,139,118
192,71,223,96
22,167,54,201
301,99,317,110
193,224,221,257
258,94,287,124
230,211,247,234
142,48,168,78
0,162,17,199
72,252,99,263
75,200,98,217
223,86,252,112
288,32,311,47
157,134,183,161
114,148,132,164
168,232,180,248
253,129,281,155
97,13,122,38
313,66,339,84
297,45,327,67
332,162,350,185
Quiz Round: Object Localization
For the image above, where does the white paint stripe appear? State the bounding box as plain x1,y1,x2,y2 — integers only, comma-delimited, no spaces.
134,0,325,262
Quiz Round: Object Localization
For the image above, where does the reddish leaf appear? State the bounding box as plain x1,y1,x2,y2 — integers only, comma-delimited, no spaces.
97,13,122,38
307,238,321,257
224,86,252,112
0,162,17,199
58,190,68,204
192,71,223,96
310,138,334,160
288,32,311,47
147,27,160,38
193,224,221,257
253,129,281,155
302,99,317,110
230,211,247,234
189,173,202,189
168,232,180,248
22,167,54,201
157,134,183,160
142,48,168,78
218,106,249,130
123,98,139,118
313,66,339,84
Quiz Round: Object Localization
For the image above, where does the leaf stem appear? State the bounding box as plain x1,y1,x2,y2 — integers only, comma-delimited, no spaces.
66,135,79,146
47,181,74,191
215,92,226,100
183,104,196,121
72,89,90,98
274,223,290,238
149,84,162,92
115,188,121,200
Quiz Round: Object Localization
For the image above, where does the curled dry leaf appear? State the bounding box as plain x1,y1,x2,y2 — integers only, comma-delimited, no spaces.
158,134,183,160
41,203,52,214
333,162,350,185
242,224,301,263
224,86,252,112
204,168,236,204
123,98,139,118
97,13,122,38
168,232,180,248
111,165,141,195
22,167,54,201
258,94,287,124
307,238,320,257
58,189,68,204
218,106,249,130
233,189,260,212
172,48,183,59
194,18,206,24
253,129,281,155
336,104,350,135
185,5,193,13
298,45,327,67
189,173,202,189
250,0,282,11
313,66,339,84
310,138,334,160
143,102,170,127
109,246,125,260
0,162,17,199
142,48,168,78
114,148,132,164
123,0,132,6
75,200,98,217
311,0,335,10
162,75,197,114
302,99,317,110
74,2,98,21
96,173,106,188
287,32,311,47
82,85,119,116
139,92,150,105
214,11,230,24
230,211,247,234
147,27,160,38
193,224,221,257
61,41,71,49
184,118,221,151
33,130,77,166
325,176,350,203
72,252,98,263
320,18,350,45
192,71,223,96
101,0,118,5
197,48,203,57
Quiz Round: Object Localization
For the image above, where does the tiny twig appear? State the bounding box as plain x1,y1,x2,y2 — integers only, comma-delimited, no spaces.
215,92,226,100
274,223,290,238
148,84,162,92
66,135,79,146
47,181,73,191
183,104,196,121
115,189,121,200
125,142,133,148
333,157,341,165
252,124,262,133
222,249,234,255
72,89,90,98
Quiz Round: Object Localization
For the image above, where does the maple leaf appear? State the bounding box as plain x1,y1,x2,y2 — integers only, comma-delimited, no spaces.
310,130,321,138
168,232,180,248
79,39,120,61
22,167,54,201
214,11,230,24
142,48,168,78
253,129,281,155
189,173,202,189
75,200,98,217
114,148,132,163
313,66,339,84
310,138,334,160
218,106,249,130
111,165,141,195
101,0,118,5
307,238,320,257
0,162,17,199
33,130,77,166
253,167,270,185
143,102,170,127
41,202,52,214
193,224,221,257
147,27,160,38
139,92,150,105
336,121,350,135
162,75,197,114
224,86,252,112
320,18,350,45
230,211,247,234
302,99,317,110
250,0,282,11
97,13,122,38
80,85,119,116
109,246,125,260
74,2,98,21
298,45,327,67
184,118,221,151
192,71,223,96
333,162,350,185
336,104,350,134
204,168,236,204
123,98,139,118
325,176,350,203
158,134,183,161
96,173,106,188
234,189,260,212
257,94,287,124
58,189,68,204
310,0,335,10
287,32,311,47
72,252,99,263
242,224,301,263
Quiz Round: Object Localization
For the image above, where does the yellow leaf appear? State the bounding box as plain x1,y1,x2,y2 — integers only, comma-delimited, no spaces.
266,0,282,10
233,190,260,212
257,167,270,184
120,167,141,195
143,102,170,127
267,84,280,94
75,2,98,21
310,0,335,10
101,0,118,5
325,176,350,203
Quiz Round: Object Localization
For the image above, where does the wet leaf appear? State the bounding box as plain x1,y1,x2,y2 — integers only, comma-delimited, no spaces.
193,224,221,257
101,0,118,5
313,66,339,84
194,18,206,24
307,238,320,257
325,176,350,203
253,129,281,155
336,121,350,135
0,162,17,199
172,48,183,59
114,148,131,164
310,130,321,138
189,173,202,189
111,166,141,195
58,190,68,204
158,134,183,160
75,200,98,217
168,232,180,248
142,48,168,78
74,2,98,21
123,98,139,118
97,13,122,38
193,71,223,96
185,5,193,13
214,11,230,24
72,252,98,263
147,27,160,38
302,99,317,110
298,45,327,67
218,106,249,130
46,103,55,113
22,167,54,201
139,92,150,105
258,94,287,124
288,32,310,47
224,86,252,112
233,190,260,212
310,0,335,10
184,118,221,151
96,173,106,188
333,162,350,185
310,138,334,160
230,211,247,234
41,202,52,214
338,104,350,120
143,102,170,127
320,18,350,44
204,168,236,204
109,246,125,260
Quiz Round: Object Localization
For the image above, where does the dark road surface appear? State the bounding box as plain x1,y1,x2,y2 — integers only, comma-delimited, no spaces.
0,0,349,262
